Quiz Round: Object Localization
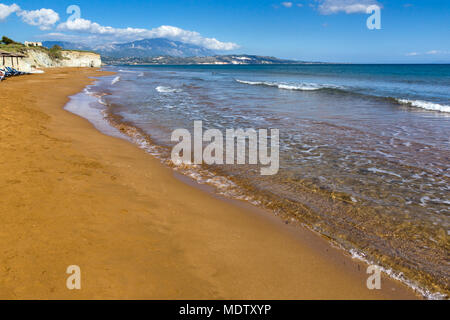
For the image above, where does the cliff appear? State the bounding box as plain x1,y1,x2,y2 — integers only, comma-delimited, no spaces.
2,47,101,72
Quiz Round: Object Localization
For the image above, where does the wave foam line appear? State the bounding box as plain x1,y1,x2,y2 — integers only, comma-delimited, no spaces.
236,79,335,91
156,86,181,93
111,76,121,85
349,249,447,300
397,99,450,113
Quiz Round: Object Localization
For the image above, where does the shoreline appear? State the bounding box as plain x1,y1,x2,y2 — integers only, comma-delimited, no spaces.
0,68,419,299
87,69,446,299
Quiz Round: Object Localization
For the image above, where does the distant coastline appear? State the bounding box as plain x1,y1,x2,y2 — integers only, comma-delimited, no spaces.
101,54,327,66
41,39,327,65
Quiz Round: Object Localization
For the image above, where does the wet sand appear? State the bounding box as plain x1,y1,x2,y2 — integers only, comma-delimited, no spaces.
0,68,418,299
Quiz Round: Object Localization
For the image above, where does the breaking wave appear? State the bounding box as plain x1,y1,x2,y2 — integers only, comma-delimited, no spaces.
156,86,181,93
236,79,450,114
235,79,340,91
397,99,450,113
111,76,121,85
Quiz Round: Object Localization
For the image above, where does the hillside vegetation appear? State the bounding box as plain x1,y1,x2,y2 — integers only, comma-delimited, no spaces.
1,36,102,71
1,36,96,59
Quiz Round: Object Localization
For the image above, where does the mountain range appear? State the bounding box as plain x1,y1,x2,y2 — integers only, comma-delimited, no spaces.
101,54,305,65
42,38,313,65
43,38,215,58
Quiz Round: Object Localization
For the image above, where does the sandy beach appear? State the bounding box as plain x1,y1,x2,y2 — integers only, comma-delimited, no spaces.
0,68,419,299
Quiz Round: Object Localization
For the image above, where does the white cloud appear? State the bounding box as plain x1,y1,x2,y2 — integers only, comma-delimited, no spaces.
281,2,293,8
406,50,449,56
317,0,381,14
426,50,449,55
17,8,59,30
0,3,19,20
0,3,59,30
40,32,104,45
57,18,239,50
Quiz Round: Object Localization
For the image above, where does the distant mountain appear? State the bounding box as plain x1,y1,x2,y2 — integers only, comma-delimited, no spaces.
42,41,92,51
98,38,215,58
43,39,316,65
44,38,215,58
102,54,312,65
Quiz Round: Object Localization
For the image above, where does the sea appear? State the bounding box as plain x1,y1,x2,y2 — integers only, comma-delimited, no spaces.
65,64,450,299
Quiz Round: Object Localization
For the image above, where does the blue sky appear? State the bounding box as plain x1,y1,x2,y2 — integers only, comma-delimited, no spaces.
0,0,449,63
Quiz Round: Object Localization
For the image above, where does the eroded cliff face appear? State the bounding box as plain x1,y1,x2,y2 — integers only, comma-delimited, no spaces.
59,51,102,68
3,49,102,72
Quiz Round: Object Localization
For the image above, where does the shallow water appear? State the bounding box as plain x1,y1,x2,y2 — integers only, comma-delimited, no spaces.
70,64,449,298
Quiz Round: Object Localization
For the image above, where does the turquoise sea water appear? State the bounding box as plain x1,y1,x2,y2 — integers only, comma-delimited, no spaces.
69,64,449,298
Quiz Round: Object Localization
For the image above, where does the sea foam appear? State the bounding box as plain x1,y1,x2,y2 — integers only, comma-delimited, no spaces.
236,79,339,91
397,99,450,113
156,86,181,93
111,76,121,85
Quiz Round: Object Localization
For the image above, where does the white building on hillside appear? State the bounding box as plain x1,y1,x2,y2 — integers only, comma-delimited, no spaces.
24,41,43,47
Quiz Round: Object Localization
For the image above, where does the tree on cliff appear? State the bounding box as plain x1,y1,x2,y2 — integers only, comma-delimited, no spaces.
1,36,16,45
49,45,63,60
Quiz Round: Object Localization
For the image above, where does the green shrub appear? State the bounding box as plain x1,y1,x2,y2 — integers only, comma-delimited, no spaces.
48,45,63,60
1,36,15,45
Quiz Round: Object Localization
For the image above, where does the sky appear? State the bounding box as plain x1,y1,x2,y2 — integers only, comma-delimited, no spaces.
0,0,449,63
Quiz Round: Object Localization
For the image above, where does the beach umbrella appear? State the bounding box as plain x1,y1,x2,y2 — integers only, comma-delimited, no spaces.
0,49,11,66
0,50,26,67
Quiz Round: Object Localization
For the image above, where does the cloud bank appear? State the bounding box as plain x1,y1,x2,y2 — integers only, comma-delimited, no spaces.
0,2,238,50
57,19,238,50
